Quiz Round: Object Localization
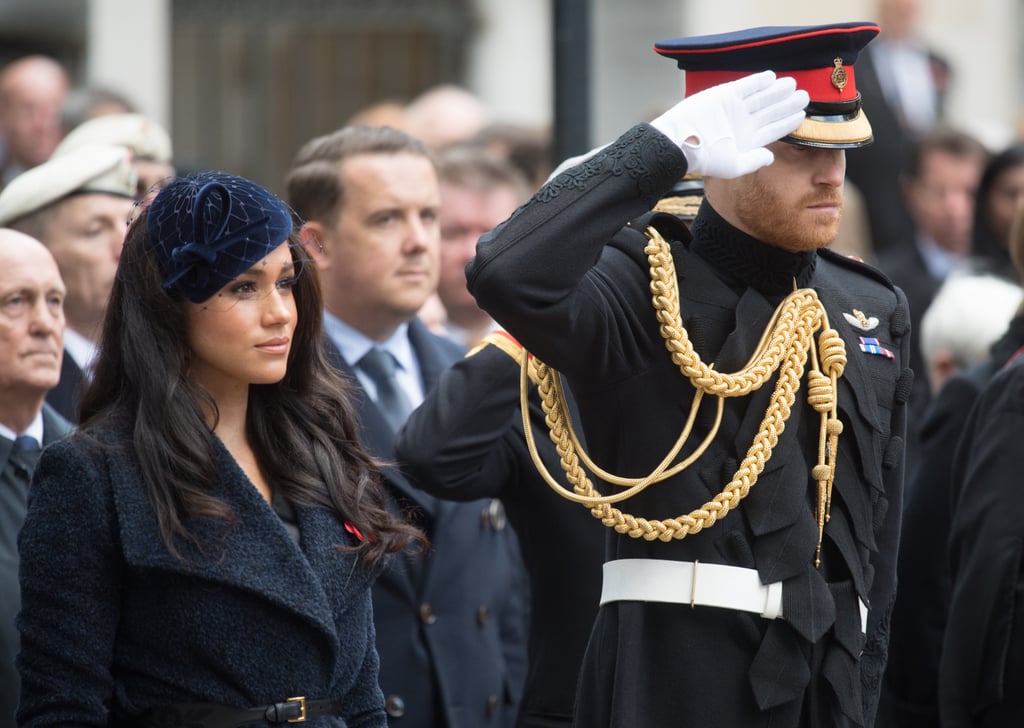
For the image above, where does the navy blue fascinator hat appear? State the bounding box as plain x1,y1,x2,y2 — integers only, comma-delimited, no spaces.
147,171,296,303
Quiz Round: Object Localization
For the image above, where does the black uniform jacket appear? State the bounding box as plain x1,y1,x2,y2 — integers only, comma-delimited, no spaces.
940,349,1024,727
467,124,910,727
324,319,528,728
16,421,386,727
395,341,605,727
874,240,943,479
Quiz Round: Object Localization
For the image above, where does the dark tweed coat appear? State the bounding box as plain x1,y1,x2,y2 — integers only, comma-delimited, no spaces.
16,424,386,727
467,124,910,727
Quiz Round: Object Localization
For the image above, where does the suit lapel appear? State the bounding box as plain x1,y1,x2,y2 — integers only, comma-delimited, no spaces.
41,403,73,445
321,327,445,519
45,351,84,423
407,317,464,392
404,319,465,529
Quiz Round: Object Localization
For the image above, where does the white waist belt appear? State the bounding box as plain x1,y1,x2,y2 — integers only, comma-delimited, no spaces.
600,558,870,632
600,558,784,619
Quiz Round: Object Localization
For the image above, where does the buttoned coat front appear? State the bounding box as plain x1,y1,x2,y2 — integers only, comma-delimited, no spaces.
324,320,528,728
16,424,387,727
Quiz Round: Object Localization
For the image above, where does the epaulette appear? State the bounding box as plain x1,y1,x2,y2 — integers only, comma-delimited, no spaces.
625,210,691,267
818,246,896,290
469,330,543,386
468,329,523,361
626,210,688,239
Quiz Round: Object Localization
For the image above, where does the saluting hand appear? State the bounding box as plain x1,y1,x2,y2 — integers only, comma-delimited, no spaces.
650,70,809,179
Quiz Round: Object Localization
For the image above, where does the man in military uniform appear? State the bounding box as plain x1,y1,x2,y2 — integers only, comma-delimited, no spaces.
467,22,910,728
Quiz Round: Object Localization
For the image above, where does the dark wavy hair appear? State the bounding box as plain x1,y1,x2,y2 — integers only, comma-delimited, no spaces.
79,206,422,566
971,142,1024,278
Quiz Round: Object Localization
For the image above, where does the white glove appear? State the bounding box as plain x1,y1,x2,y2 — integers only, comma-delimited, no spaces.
650,71,809,179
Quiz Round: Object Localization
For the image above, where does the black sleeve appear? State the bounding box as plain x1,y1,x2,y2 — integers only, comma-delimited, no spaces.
397,344,525,502
467,124,687,372
939,362,1024,727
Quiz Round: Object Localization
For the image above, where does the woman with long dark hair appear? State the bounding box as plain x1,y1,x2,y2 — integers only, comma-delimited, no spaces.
969,142,1024,279
16,171,421,727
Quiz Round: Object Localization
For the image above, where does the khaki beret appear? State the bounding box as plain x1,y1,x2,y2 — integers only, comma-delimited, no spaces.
54,112,173,163
0,144,137,226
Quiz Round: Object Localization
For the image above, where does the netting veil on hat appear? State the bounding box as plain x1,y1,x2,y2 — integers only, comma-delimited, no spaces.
147,171,296,303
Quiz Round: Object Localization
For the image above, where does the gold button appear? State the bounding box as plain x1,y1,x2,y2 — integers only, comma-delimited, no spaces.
477,605,488,626
419,603,436,625
485,694,499,718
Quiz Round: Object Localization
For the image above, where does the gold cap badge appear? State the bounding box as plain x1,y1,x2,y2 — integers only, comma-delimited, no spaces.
831,58,848,92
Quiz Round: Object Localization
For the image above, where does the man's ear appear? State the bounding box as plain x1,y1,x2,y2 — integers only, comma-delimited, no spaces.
300,221,330,270
928,351,957,395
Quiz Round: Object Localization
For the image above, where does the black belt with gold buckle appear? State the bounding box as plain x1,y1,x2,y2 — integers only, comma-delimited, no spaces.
139,696,344,727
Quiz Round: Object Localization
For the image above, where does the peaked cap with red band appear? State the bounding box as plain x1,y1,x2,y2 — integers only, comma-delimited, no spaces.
655,22,880,149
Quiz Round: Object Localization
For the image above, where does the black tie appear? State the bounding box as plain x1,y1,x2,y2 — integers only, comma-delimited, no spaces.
359,348,414,432
9,435,41,481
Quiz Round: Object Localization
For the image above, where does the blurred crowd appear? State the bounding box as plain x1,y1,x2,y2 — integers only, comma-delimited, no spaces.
2,0,1024,725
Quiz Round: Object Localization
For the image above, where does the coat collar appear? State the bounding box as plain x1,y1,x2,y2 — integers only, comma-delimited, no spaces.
110,436,371,657
689,203,817,296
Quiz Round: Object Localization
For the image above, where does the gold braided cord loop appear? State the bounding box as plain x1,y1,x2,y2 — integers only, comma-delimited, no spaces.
520,225,846,553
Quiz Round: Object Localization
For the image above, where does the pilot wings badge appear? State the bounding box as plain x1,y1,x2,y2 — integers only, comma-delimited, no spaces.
843,309,879,331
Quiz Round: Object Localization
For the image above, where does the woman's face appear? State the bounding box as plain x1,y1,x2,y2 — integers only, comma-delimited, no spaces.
987,162,1024,246
184,242,298,402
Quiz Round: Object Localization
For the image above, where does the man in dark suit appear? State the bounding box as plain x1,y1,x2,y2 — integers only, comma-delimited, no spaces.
0,143,137,423
286,125,527,728
0,228,72,728
873,126,987,477
845,0,953,256
468,22,910,728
